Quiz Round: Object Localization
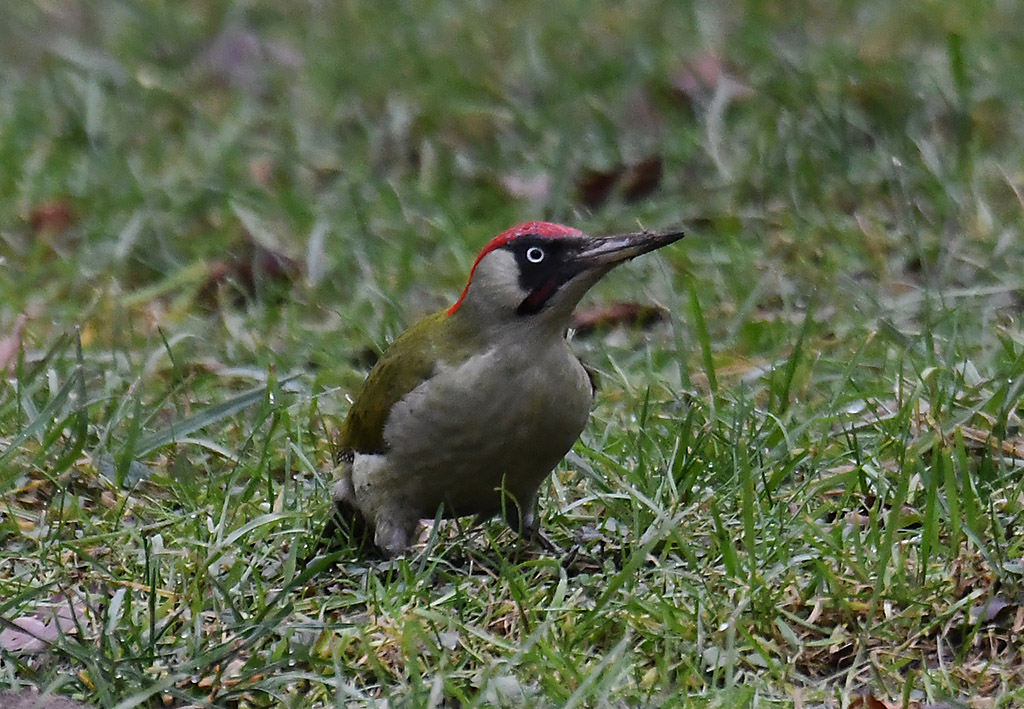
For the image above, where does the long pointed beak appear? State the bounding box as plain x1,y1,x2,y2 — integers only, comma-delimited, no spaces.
574,229,685,268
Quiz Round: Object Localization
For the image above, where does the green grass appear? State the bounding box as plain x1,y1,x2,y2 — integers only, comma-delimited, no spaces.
2,1,1024,706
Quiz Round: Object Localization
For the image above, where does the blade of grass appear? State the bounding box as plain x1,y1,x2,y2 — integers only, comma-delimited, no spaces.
687,281,717,397
0,363,82,471
132,374,300,457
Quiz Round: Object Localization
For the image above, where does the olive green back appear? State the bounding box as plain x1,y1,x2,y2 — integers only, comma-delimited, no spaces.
339,310,479,454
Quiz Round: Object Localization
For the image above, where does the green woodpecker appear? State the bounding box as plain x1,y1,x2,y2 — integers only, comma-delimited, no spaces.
331,221,683,557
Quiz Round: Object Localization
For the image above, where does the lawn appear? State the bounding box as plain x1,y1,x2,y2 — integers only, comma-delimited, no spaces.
1,1,1023,706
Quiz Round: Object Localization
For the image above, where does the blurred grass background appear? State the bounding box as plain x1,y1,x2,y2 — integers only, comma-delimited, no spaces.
1,1,1023,707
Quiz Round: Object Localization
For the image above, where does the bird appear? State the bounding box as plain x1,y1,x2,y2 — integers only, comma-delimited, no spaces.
329,221,684,557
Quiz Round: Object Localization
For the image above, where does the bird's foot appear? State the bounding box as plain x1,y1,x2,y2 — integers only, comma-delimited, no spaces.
302,500,379,566
373,512,419,559
524,527,602,573
529,528,562,555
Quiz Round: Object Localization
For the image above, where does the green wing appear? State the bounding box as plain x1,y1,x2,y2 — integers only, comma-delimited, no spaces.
339,310,476,453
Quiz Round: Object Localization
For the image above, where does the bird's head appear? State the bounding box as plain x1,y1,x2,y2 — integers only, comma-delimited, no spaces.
447,221,684,334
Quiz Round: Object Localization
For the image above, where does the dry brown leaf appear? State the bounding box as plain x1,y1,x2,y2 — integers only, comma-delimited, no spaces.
571,302,667,336
0,616,52,652
850,692,896,709
806,598,823,625
620,156,663,203
199,231,301,306
958,425,1024,459
29,200,75,234
971,595,1015,624
0,595,90,653
577,155,665,209
577,164,624,209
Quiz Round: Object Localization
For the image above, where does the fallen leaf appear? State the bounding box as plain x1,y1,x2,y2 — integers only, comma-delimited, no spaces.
196,21,304,96
0,594,92,654
51,599,86,636
0,689,91,709
29,200,75,234
850,692,895,709
620,156,663,202
199,231,302,306
971,595,1014,624
806,598,823,625
577,155,666,209
958,425,1024,460
0,617,52,652
577,164,624,209
571,302,668,336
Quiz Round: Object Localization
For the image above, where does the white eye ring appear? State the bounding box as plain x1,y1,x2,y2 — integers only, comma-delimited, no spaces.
525,246,545,264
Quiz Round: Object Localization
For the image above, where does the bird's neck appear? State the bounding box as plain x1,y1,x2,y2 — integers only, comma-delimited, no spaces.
447,300,571,355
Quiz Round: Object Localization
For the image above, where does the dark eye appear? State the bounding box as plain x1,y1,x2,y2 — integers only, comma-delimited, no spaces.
525,246,545,264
